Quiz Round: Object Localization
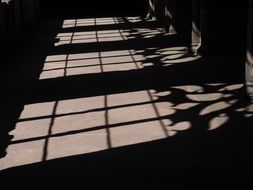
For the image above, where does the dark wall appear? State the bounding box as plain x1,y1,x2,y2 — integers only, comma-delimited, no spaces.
201,0,248,54
39,0,148,18
171,0,192,32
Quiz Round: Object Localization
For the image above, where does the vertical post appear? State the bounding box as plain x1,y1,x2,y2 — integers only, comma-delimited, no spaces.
168,0,176,33
191,0,202,55
246,0,253,102
163,0,172,32
169,0,192,34
166,0,192,47
147,0,165,21
146,0,156,19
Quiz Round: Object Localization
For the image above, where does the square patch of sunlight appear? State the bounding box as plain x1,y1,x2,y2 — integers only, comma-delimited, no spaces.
66,65,101,76
55,31,98,45
20,102,56,120
56,33,73,38
76,22,94,27
102,63,137,72
100,50,130,57
95,18,116,25
0,139,45,170
67,58,100,67
45,55,67,62
68,52,99,60
43,61,66,70
99,36,124,42
57,96,104,115
51,111,105,135
109,104,156,125
108,91,150,107
102,55,133,64
56,36,72,42
55,40,72,46
73,31,96,38
98,30,121,36
72,32,97,42
110,120,167,148
76,19,95,26
76,18,95,23
131,54,146,62
46,131,108,160
71,38,98,44
12,119,51,141
39,69,65,80
62,20,76,28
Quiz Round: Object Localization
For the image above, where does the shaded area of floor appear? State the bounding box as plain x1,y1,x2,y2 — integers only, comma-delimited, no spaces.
40,0,148,18
0,16,252,189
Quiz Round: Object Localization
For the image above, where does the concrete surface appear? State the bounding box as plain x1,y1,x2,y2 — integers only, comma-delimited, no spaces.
0,16,252,189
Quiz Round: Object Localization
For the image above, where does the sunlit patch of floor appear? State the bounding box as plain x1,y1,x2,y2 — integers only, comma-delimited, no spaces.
1,81,250,170
0,89,175,169
55,17,163,46
40,49,146,80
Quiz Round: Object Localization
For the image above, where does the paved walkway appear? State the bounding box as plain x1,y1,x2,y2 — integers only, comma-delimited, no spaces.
0,16,252,188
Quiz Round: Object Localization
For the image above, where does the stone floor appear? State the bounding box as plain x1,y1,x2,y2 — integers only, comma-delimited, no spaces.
0,16,252,189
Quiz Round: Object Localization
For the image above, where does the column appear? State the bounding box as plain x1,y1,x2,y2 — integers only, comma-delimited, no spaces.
147,0,165,21
191,0,202,55
200,1,248,55
246,0,253,102
163,0,172,32
168,0,192,43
